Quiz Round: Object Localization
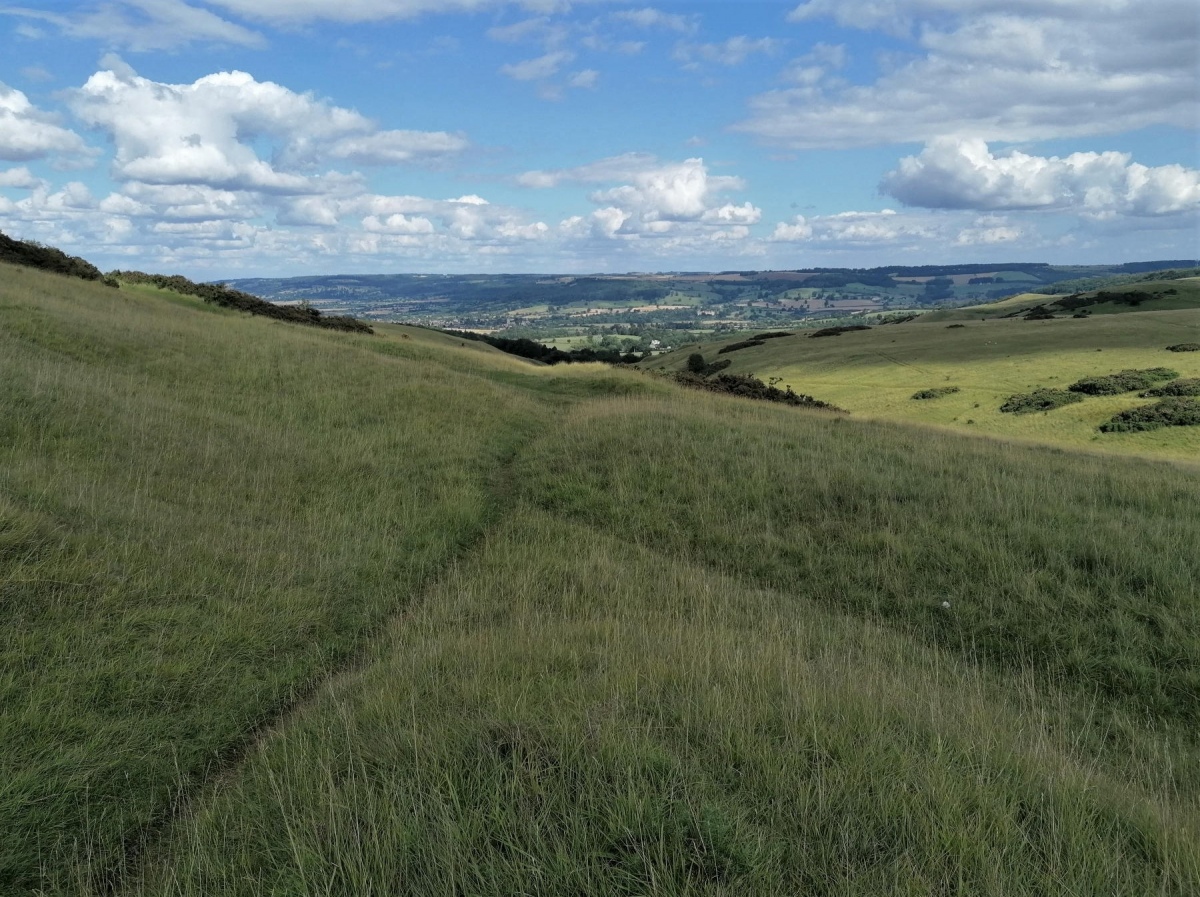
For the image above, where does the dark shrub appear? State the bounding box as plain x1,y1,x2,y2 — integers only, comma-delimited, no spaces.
0,231,104,282
911,387,960,400
810,325,871,338
946,324,966,329
1166,343,1200,352
684,353,733,377
113,270,374,334
1000,389,1084,414
1141,378,1200,397
717,339,766,354
749,331,793,340
671,372,846,412
1099,398,1200,432
446,330,637,366
1068,368,1178,395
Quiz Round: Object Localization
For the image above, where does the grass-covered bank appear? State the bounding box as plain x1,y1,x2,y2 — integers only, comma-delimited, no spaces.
0,263,549,891
3,261,1199,894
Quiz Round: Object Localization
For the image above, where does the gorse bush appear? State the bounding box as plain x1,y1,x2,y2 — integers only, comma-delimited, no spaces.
1141,378,1200,397
717,338,766,354
1067,368,1178,395
449,330,639,365
670,371,845,410
0,231,108,283
113,270,373,333
810,324,871,338
911,387,960,400
1000,388,1084,414
685,353,731,377
1099,398,1200,432
1166,343,1200,352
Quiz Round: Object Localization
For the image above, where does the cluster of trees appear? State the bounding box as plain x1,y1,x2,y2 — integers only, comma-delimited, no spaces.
111,271,372,333
0,231,111,284
447,330,641,365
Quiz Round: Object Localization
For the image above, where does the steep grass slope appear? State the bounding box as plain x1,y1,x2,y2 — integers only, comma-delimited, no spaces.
2,263,1199,895
646,309,1200,459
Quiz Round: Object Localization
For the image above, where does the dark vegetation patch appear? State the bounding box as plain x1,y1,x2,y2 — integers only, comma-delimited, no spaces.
1000,389,1085,414
1067,368,1178,396
717,339,766,354
1141,378,1200,398
1032,265,1200,295
685,353,731,377
1023,308,1056,320
1099,398,1200,432
809,325,871,338
946,324,966,329
748,331,793,340
671,371,846,412
113,271,373,334
911,387,960,400
448,330,639,365
1166,343,1200,352
0,230,111,284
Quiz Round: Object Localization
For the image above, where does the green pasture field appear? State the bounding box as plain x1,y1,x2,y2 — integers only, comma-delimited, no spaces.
2,261,1199,895
927,276,1200,321
649,308,1200,461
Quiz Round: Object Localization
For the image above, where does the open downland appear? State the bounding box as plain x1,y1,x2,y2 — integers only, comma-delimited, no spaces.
2,262,1199,895
648,308,1200,461
924,275,1200,321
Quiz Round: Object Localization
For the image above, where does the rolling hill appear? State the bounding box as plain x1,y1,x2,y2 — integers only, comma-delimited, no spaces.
645,298,1200,462
2,260,1199,895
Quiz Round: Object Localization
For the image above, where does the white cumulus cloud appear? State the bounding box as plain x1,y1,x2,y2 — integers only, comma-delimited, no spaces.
69,65,467,193
0,166,44,189
0,83,93,163
883,138,1200,219
771,209,938,245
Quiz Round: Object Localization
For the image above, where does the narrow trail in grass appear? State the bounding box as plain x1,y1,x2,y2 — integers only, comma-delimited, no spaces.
101,426,544,896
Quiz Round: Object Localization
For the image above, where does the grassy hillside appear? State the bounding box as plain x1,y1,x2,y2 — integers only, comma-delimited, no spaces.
3,262,1199,895
647,307,1200,461
926,276,1200,321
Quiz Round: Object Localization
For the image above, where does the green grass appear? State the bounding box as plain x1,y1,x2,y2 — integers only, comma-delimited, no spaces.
644,308,1200,460
927,277,1200,322
3,262,1200,895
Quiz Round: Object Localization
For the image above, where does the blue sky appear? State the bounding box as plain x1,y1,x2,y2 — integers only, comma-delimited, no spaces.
0,0,1196,276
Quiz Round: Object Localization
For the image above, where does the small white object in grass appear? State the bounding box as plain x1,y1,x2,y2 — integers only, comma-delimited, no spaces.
941,601,951,610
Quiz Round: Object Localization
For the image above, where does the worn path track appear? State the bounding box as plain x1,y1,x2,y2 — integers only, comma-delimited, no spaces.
100,428,540,895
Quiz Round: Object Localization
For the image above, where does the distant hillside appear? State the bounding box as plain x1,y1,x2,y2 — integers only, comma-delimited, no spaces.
644,295,1200,460
222,261,1198,333
927,275,1200,322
